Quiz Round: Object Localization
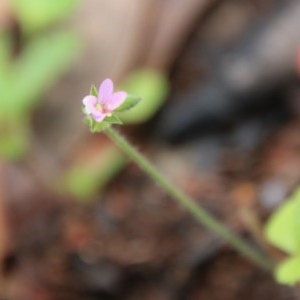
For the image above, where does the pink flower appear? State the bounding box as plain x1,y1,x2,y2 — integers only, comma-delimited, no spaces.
82,78,127,122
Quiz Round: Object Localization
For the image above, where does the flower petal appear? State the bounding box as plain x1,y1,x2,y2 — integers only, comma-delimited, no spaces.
83,95,97,114
83,95,105,118
99,78,113,101
107,91,127,111
93,113,106,122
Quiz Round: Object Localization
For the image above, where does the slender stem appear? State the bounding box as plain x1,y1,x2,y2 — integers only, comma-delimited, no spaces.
105,127,274,271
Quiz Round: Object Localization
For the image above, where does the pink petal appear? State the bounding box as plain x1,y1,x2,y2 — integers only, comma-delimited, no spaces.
83,95,97,114
93,113,106,122
107,91,127,110
98,78,113,101
83,95,104,118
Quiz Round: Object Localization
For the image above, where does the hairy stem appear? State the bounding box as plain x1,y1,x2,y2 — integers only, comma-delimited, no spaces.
105,127,273,271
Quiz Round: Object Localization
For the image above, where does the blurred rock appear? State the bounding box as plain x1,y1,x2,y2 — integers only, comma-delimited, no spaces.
157,0,300,143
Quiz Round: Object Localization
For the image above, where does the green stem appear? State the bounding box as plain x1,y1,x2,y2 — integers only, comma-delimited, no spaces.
105,127,273,271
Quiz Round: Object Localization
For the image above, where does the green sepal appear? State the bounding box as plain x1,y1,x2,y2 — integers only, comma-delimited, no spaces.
91,121,110,133
84,114,121,133
115,94,141,112
83,115,109,133
83,115,92,127
82,106,87,114
84,111,122,133
104,114,122,125
90,84,98,97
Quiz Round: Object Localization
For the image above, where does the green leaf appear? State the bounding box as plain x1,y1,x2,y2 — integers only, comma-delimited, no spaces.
10,0,78,33
265,188,300,255
115,94,141,112
275,255,300,285
90,84,98,97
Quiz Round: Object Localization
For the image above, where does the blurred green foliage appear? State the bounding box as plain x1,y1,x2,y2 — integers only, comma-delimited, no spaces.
0,0,79,160
0,32,78,118
2,1,169,199
117,69,169,124
10,0,77,34
264,187,300,285
63,146,126,200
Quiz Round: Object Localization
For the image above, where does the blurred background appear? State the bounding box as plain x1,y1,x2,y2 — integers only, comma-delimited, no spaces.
1,0,300,299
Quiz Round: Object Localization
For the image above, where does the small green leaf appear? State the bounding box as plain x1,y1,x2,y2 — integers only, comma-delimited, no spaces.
115,94,141,112
104,114,122,125
275,255,300,285
265,188,300,255
90,84,98,97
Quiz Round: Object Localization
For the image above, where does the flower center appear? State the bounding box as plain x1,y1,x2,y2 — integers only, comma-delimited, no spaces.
95,102,111,116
